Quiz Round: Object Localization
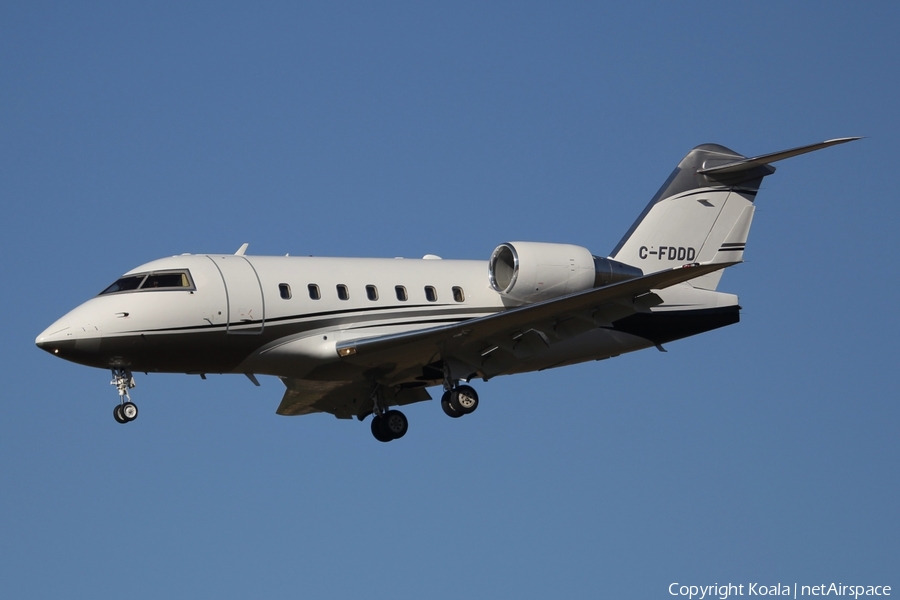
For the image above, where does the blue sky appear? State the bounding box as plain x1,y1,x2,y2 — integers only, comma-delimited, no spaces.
2,2,897,598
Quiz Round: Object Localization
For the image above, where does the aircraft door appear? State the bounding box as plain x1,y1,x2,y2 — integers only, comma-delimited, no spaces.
208,255,265,334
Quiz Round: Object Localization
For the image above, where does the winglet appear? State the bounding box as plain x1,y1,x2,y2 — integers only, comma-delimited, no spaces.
697,137,861,175
235,243,249,256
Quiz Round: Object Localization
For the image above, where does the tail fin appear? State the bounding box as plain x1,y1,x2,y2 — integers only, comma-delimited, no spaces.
609,138,859,290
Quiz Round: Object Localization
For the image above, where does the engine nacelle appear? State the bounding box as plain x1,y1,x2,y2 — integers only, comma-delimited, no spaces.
489,242,596,303
489,241,644,304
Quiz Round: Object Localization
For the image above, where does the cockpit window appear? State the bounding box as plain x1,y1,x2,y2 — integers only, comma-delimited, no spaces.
100,270,194,295
101,275,146,294
143,272,190,289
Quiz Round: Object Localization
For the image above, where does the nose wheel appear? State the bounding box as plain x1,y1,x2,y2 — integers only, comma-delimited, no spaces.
111,369,139,424
113,402,139,423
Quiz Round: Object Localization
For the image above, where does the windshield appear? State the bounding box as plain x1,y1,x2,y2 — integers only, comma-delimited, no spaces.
100,270,194,295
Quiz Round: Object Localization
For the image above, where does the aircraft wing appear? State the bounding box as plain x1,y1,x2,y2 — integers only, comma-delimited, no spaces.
335,261,738,380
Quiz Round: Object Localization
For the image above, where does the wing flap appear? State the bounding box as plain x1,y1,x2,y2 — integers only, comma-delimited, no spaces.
277,378,369,418
276,378,432,419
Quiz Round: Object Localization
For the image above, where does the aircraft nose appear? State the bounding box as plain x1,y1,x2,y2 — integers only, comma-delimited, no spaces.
35,323,74,355
35,320,101,357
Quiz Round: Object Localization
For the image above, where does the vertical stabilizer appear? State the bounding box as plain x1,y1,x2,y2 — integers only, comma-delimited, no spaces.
609,138,859,290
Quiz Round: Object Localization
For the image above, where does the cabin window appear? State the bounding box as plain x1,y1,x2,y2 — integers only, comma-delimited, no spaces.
395,286,408,301
366,285,378,301
100,270,194,295
336,284,349,301
279,284,292,300
425,286,437,302
452,286,465,302
308,284,321,300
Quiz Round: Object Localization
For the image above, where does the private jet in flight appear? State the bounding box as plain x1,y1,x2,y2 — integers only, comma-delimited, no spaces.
35,138,858,441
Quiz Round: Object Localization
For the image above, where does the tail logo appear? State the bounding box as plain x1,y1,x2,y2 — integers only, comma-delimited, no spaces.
638,246,696,261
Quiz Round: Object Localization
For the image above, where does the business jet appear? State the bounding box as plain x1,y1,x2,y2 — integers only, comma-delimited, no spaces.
35,138,858,441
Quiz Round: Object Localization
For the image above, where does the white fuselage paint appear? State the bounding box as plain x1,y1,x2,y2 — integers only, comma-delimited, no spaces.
36,252,699,383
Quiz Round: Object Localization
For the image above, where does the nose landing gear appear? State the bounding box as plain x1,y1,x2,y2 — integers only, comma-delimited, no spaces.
114,402,138,423
111,369,139,424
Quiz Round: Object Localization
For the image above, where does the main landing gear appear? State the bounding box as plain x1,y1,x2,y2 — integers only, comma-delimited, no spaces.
367,379,480,442
368,386,410,442
440,384,479,419
111,368,139,424
371,409,409,443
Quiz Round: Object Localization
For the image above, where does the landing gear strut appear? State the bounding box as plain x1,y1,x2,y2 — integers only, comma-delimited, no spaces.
111,368,138,424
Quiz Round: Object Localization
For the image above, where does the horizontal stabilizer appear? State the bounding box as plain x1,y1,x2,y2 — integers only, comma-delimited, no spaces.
697,137,861,175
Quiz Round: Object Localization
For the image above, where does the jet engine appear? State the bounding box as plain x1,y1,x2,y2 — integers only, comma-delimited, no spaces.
488,241,643,304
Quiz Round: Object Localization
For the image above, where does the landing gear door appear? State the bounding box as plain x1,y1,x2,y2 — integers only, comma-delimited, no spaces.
209,255,265,334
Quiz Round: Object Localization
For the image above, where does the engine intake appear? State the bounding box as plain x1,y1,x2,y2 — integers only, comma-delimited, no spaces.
489,242,642,304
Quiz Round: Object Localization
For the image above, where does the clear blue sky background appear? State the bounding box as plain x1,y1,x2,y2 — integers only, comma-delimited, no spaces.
2,3,897,598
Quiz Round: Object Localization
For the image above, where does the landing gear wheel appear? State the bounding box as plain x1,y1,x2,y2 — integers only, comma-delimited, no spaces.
371,415,393,443
441,391,464,418
382,410,408,440
450,385,479,415
121,402,138,422
110,369,137,424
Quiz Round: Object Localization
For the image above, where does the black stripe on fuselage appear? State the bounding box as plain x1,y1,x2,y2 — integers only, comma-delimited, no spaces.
344,317,471,331
121,303,496,335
